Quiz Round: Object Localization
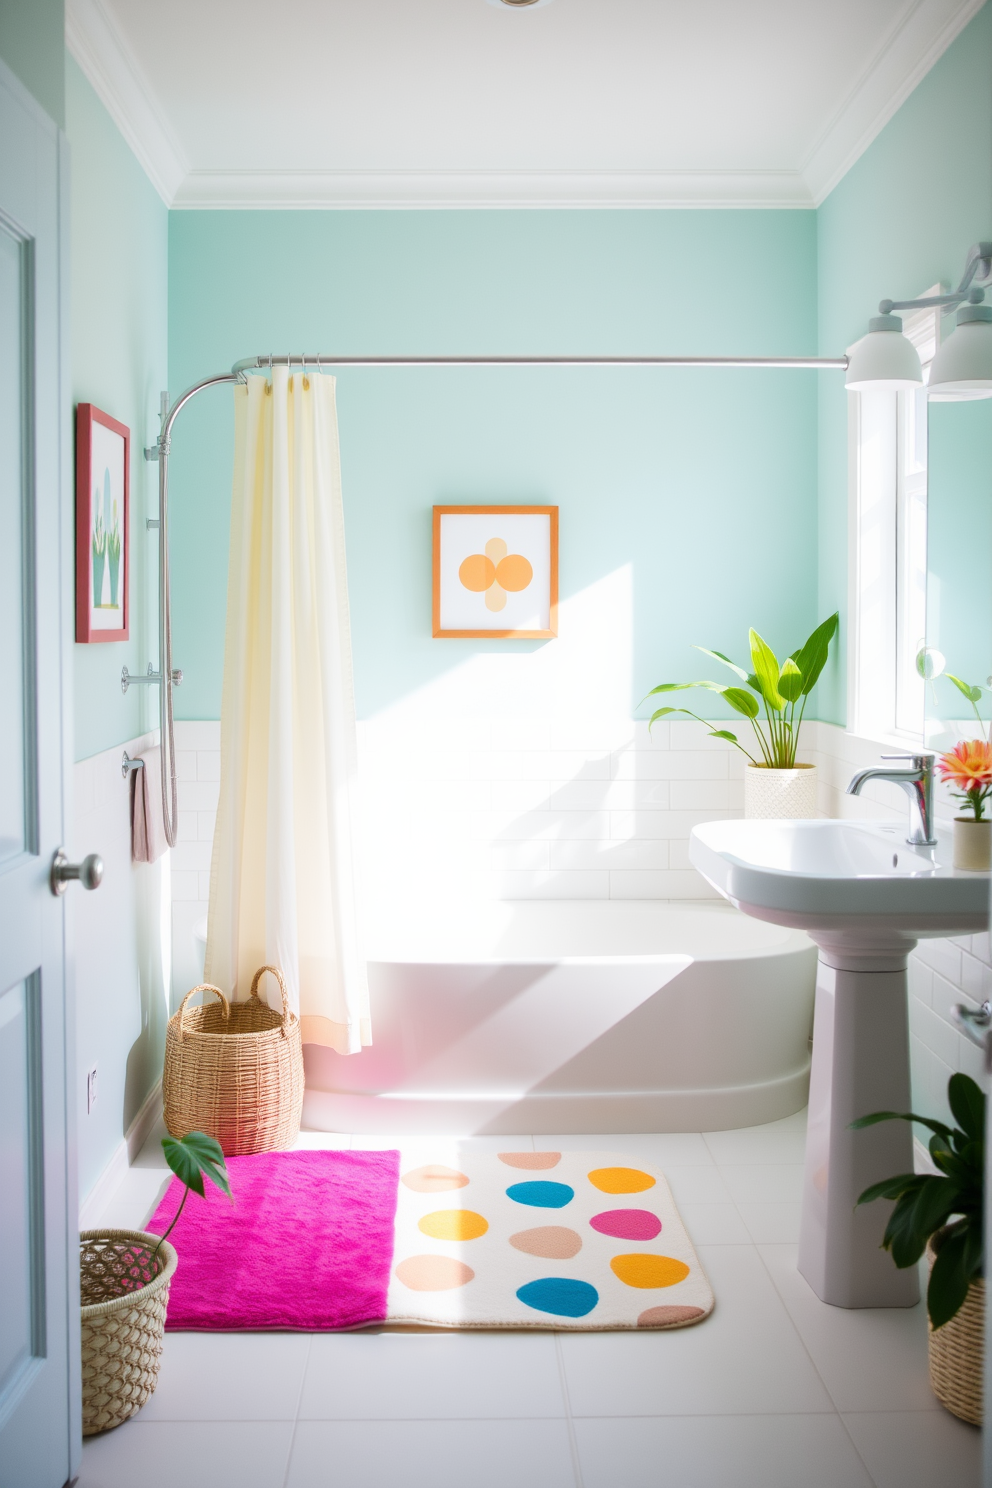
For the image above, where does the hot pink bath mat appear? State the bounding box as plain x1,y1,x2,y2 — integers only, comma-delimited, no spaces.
147,1149,400,1330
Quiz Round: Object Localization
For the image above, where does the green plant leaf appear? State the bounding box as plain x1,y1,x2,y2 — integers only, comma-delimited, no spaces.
946,673,984,705
692,647,750,682
723,686,760,719
850,1110,955,1141
748,630,784,711
708,730,739,744
648,707,679,728
947,1072,985,1141
162,1131,231,1202
928,1227,972,1330
777,657,803,704
793,612,839,696
856,1173,922,1207
887,1178,961,1269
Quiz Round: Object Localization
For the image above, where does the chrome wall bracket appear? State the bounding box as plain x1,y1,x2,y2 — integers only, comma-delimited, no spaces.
121,663,183,695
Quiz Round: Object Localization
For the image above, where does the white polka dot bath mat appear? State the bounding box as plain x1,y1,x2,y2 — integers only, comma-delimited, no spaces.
387,1150,714,1330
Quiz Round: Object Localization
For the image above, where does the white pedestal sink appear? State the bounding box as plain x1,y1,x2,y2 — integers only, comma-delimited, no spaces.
690,817,989,1309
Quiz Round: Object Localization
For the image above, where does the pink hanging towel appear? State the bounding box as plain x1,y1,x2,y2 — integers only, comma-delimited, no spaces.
147,1149,400,1330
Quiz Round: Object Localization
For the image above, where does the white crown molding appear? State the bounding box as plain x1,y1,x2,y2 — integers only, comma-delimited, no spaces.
65,0,982,212
803,0,985,206
172,169,814,211
65,0,187,206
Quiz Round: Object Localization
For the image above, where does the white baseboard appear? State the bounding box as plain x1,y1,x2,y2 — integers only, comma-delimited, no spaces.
79,1079,162,1230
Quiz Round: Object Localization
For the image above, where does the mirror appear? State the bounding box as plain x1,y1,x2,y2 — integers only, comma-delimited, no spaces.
924,399,992,764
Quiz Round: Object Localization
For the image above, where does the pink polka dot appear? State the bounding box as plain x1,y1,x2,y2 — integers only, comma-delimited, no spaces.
589,1209,662,1241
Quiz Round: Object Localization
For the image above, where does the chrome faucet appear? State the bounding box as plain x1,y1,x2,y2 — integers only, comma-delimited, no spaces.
846,753,937,847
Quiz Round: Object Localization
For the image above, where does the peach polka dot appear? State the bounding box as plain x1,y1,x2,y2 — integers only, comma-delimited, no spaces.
401,1165,469,1193
637,1305,706,1328
394,1255,475,1291
509,1226,583,1260
498,1152,561,1169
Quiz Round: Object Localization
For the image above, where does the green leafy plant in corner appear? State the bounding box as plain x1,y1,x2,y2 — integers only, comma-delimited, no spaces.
150,1131,232,1267
644,613,839,768
852,1072,984,1330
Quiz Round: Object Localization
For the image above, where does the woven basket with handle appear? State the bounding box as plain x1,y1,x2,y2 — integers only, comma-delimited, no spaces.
80,1229,177,1435
927,1233,984,1426
163,965,304,1155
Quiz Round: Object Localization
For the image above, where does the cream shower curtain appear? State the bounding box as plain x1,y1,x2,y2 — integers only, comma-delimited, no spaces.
204,367,370,1053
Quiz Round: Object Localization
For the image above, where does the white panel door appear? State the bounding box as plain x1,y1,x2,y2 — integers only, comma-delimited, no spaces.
0,57,77,1488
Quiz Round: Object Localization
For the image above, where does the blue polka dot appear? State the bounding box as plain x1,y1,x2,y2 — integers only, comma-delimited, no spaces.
517,1278,599,1318
506,1181,575,1209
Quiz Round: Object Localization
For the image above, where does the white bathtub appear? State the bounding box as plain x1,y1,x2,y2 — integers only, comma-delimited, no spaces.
302,900,816,1135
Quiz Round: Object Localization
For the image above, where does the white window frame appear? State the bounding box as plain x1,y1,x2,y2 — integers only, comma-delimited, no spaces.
849,289,940,741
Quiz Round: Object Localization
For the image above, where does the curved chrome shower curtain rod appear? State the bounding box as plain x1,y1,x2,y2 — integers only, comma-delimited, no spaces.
139,349,849,846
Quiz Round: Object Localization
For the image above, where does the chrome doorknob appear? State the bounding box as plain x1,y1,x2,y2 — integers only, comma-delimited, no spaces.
50,848,104,896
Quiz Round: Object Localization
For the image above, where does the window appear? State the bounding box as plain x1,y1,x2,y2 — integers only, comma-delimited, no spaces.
850,290,939,740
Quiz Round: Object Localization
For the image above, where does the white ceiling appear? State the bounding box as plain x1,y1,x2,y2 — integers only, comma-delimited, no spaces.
66,0,983,208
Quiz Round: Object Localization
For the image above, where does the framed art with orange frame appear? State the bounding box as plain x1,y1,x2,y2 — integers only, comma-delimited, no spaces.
75,402,129,643
433,505,558,639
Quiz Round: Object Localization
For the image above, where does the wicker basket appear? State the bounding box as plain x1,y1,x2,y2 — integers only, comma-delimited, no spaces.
80,1229,177,1435
163,965,304,1155
927,1234,985,1426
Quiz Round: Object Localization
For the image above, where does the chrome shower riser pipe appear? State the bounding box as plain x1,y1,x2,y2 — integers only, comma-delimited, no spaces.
145,372,240,848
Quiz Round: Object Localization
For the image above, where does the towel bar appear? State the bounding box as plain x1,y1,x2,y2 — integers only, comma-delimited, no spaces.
122,751,145,779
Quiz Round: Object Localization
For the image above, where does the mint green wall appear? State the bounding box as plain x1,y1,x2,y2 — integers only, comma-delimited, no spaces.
816,2,992,722
0,0,64,127
168,210,821,722
67,56,169,760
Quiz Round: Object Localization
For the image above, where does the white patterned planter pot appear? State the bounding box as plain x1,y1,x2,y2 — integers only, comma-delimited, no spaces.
744,763,818,820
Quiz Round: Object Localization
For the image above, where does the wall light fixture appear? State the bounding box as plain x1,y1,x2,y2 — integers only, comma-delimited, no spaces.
846,242,992,397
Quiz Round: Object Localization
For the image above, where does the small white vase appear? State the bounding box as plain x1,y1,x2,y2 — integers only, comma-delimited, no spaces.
744,763,818,820
953,817,992,872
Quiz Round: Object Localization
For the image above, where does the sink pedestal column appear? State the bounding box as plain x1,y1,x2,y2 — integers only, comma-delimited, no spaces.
798,938,919,1309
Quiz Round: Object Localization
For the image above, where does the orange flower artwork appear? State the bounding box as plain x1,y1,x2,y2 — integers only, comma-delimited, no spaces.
458,538,534,613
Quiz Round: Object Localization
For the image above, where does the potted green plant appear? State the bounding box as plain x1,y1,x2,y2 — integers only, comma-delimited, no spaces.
645,612,838,819
937,675,992,871
853,1072,984,1425
80,1131,230,1435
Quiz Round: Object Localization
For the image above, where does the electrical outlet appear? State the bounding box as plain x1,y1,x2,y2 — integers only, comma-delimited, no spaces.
86,1065,97,1114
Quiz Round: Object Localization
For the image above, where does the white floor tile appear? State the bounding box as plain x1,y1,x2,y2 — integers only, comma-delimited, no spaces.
759,1245,941,1413
96,1168,173,1232
294,1130,354,1149
574,1414,873,1488
736,1201,803,1244
842,1409,980,1488
286,1418,577,1488
677,1201,752,1244
720,1164,805,1204
540,1132,714,1166
703,1121,806,1165
348,1134,520,1155
559,1245,833,1417
139,1332,311,1421
78,1421,294,1488
297,1331,567,1420
661,1166,734,1204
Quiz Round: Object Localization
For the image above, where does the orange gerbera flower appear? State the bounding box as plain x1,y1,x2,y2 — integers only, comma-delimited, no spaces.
937,739,992,791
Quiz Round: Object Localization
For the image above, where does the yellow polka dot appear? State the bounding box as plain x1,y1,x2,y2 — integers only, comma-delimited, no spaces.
588,1166,656,1194
417,1210,489,1241
610,1253,690,1289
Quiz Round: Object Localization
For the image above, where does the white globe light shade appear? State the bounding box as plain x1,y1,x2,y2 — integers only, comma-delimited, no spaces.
928,305,992,401
845,315,924,391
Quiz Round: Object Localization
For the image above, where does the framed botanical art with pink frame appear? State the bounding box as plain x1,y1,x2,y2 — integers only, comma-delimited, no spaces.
76,402,129,643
